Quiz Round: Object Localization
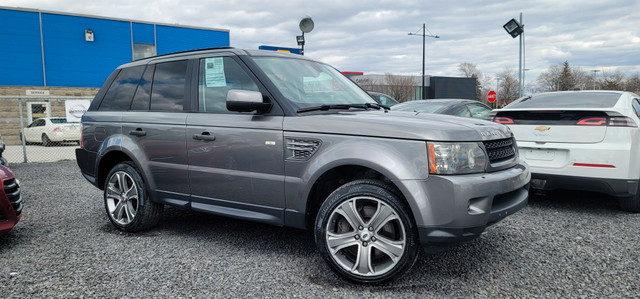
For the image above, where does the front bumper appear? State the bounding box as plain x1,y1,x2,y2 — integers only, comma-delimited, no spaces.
403,162,530,246
0,178,23,235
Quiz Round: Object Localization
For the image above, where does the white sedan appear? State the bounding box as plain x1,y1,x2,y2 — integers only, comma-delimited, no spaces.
493,90,640,212
22,117,81,146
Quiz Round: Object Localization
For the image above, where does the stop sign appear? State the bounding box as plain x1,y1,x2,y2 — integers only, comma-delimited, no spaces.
487,90,497,103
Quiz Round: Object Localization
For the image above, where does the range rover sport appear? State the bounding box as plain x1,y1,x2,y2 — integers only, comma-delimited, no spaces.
76,48,530,284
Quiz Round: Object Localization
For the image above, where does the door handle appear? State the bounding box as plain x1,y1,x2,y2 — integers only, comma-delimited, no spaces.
193,132,216,141
129,129,147,137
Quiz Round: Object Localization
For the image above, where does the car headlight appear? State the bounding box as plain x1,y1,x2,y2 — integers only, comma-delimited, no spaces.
427,142,487,174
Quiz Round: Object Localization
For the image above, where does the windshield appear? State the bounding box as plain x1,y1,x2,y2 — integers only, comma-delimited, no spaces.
252,57,375,111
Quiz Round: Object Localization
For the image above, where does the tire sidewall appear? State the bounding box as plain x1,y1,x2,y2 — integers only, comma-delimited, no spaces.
315,179,419,284
103,162,151,231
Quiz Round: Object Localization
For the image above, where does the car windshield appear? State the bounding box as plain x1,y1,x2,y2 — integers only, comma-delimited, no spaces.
505,92,622,109
391,101,448,113
251,57,375,111
50,118,68,124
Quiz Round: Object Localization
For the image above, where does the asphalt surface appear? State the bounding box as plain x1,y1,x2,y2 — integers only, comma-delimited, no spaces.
1,161,639,298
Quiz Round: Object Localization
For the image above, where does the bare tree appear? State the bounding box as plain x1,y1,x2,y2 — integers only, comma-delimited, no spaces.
600,71,626,90
571,67,592,90
458,62,481,78
496,67,519,106
384,73,416,102
625,73,640,94
536,63,563,92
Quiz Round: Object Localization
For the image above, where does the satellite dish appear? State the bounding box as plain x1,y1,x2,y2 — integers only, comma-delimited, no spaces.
299,17,314,33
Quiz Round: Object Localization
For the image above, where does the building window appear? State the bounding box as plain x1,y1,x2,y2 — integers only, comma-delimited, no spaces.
133,43,156,60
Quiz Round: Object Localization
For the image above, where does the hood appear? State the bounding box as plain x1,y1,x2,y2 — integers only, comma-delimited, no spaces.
284,110,512,141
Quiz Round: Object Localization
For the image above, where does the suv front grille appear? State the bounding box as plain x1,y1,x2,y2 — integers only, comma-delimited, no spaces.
4,178,22,216
483,138,516,164
286,138,322,161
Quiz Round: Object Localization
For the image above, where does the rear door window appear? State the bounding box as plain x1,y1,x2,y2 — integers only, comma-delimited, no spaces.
150,60,189,112
130,65,154,110
99,65,146,111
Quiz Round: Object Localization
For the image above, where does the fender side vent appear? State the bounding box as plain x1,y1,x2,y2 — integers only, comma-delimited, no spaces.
286,138,321,161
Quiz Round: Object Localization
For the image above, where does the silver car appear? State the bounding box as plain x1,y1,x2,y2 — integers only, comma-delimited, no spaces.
76,48,530,284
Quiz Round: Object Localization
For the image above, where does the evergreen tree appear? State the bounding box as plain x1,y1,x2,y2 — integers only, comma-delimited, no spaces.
558,61,575,91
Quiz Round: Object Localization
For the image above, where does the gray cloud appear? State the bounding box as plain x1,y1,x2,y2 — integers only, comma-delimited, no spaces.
4,0,640,85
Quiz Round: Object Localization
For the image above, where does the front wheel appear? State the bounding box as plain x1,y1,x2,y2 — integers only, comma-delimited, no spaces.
104,162,163,232
315,179,419,284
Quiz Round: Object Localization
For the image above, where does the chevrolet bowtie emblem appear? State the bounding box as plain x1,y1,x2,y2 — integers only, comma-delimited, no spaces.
535,126,550,131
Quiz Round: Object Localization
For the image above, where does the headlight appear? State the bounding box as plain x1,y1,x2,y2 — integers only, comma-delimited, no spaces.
427,142,487,174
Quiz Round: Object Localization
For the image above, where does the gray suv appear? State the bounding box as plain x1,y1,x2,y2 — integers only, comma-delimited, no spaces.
76,48,530,284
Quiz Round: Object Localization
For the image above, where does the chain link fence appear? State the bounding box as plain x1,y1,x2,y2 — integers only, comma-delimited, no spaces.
0,96,92,164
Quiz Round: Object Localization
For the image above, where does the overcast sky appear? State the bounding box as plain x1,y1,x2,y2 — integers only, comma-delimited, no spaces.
4,0,640,89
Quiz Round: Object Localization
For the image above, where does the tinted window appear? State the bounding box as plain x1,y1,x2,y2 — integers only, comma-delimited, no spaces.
198,57,259,113
505,92,622,109
633,99,640,118
468,104,491,119
131,65,154,110
450,105,471,117
99,66,145,111
150,60,188,112
379,95,399,106
50,118,68,124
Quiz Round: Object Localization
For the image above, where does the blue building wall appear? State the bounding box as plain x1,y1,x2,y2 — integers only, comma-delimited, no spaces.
156,25,230,54
0,7,230,88
0,9,44,86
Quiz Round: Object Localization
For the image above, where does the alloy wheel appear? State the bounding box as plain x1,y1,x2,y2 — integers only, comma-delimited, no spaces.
325,196,406,277
105,171,139,225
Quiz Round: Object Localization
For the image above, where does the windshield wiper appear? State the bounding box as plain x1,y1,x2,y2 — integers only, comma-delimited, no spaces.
297,103,388,113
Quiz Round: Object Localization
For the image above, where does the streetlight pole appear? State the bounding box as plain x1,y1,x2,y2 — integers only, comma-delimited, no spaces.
409,24,439,99
592,69,600,90
503,13,525,98
496,77,501,109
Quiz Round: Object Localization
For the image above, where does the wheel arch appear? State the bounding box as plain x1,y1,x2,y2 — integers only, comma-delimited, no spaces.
303,164,414,230
96,150,134,190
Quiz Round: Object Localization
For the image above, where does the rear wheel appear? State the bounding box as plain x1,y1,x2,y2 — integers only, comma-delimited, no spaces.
42,134,52,147
104,162,163,231
315,179,419,284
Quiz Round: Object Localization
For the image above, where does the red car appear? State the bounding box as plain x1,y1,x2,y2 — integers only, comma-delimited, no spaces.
0,165,22,235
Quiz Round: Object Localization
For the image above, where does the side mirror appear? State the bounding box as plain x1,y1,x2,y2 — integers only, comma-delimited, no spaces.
226,89,271,113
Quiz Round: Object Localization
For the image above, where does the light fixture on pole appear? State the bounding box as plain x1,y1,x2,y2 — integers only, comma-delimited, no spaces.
409,23,439,99
297,16,314,55
591,69,600,90
503,13,525,98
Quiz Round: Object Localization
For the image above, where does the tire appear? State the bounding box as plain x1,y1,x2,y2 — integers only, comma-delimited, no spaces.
104,162,163,232
619,183,640,212
42,134,52,147
315,179,419,284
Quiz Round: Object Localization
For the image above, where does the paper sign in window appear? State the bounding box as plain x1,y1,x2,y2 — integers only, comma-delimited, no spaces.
205,57,226,87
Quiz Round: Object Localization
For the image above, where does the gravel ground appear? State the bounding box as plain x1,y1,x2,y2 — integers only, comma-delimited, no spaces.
1,161,639,298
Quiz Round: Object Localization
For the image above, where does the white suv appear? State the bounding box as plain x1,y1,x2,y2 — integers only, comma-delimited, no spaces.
493,90,640,212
